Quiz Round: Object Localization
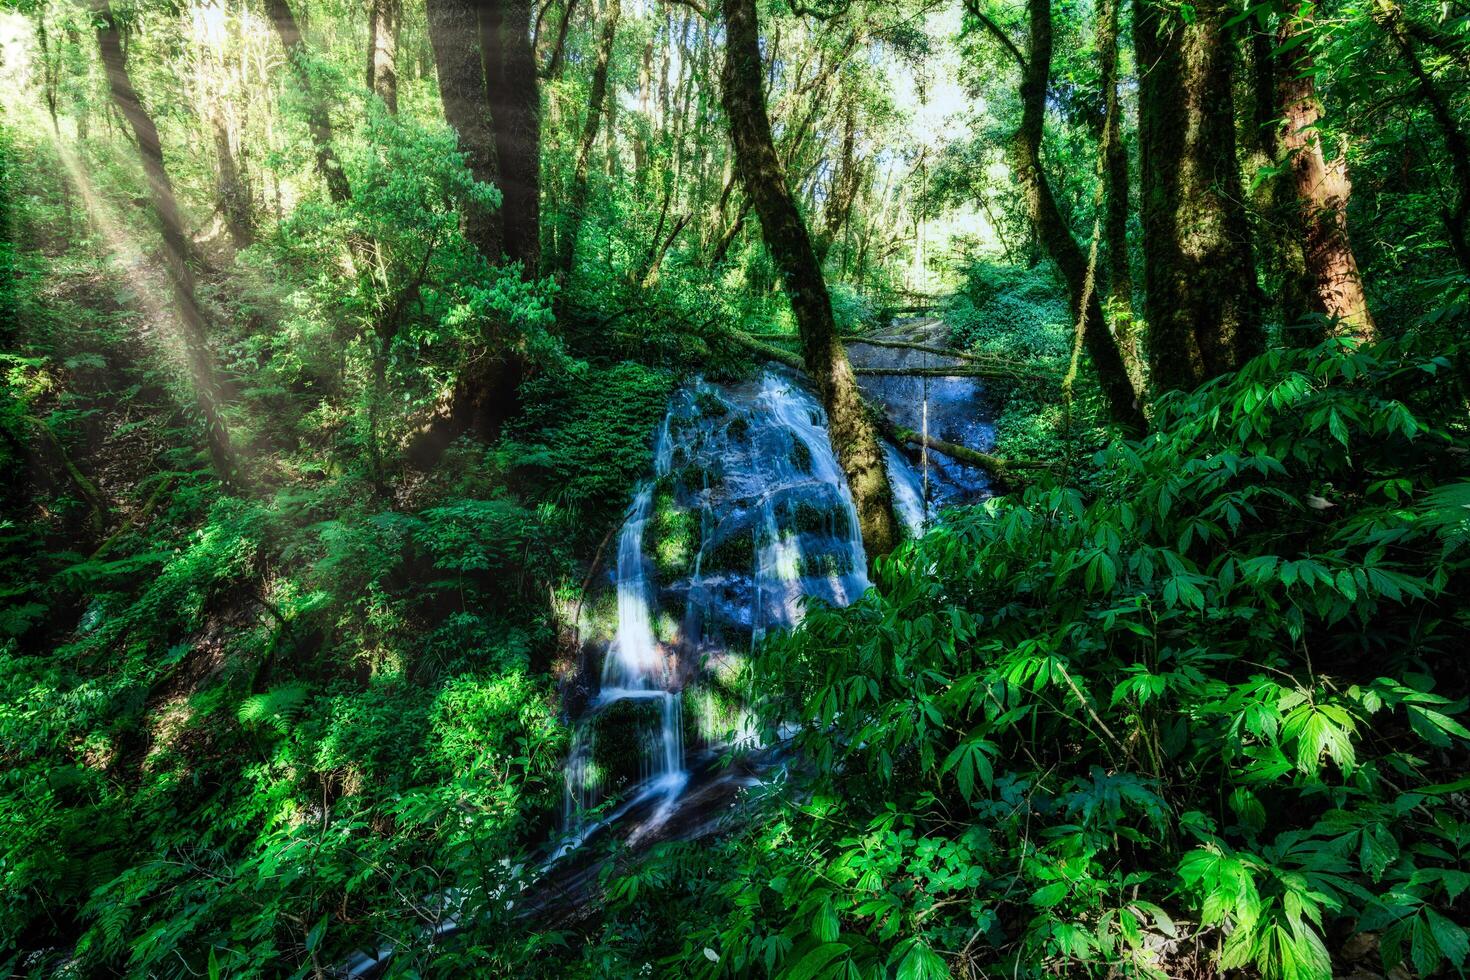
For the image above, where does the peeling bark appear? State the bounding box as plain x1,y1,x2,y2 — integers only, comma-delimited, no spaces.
1277,0,1375,340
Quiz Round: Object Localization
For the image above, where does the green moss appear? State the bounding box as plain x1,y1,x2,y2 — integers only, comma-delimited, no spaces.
725,415,750,440
650,486,698,580
695,390,728,418
702,531,755,573
795,549,855,578
788,438,813,474
677,462,723,493
591,698,662,791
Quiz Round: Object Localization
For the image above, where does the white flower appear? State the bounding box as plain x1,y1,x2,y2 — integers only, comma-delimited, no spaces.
703,947,720,963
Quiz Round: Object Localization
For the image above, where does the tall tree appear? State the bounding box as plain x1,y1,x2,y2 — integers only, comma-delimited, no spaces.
366,0,401,113
484,0,542,271
556,0,620,280
721,0,899,561
264,0,351,202
1243,15,1314,331
426,0,502,262
1276,0,1375,340
95,0,238,483
425,0,541,270
1094,0,1145,398
1136,0,1261,391
974,0,1145,425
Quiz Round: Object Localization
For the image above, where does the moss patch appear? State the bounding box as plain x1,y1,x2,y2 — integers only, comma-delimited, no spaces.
788,438,813,474
591,698,663,792
702,530,755,574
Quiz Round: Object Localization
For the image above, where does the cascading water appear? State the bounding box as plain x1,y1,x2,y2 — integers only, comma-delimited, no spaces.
556,350,986,857
557,370,887,852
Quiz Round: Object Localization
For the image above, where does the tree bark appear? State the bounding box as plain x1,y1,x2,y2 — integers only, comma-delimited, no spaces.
366,0,401,113
1244,18,1314,333
1276,0,1375,340
1006,0,1145,427
1136,0,1261,392
211,112,255,249
484,0,542,271
95,0,239,484
264,0,351,202
426,0,502,262
556,0,620,281
721,0,899,561
1095,0,1145,398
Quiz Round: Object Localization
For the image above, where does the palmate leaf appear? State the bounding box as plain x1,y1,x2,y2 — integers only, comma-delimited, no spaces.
1281,702,1357,775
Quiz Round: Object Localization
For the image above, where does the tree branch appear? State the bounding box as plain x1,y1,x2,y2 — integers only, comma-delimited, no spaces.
965,0,1027,72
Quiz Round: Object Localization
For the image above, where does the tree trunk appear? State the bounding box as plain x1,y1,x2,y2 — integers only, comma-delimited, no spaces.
426,0,502,262
1095,0,1146,398
211,112,255,248
1009,0,1144,427
1244,18,1314,333
95,0,239,484
366,0,401,113
484,0,542,271
1136,0,1261,392
1277,0,1375,340
539,0,576,80
264,0,351,202
720,0,899,561
556,0,619,281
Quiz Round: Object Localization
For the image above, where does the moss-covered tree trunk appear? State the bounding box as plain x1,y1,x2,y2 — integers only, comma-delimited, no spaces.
1013,0,1145,427
1244,18,1313,334
1136,0,1261,391
264,0,351,203
1277,0,1375,340
96,0,238,484
1095,0,1145,400
484,0,542,272
720,0,898,561
427,0,502,262
366,0,401,114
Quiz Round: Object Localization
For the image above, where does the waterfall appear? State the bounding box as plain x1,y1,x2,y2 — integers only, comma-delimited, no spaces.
558,368,942,855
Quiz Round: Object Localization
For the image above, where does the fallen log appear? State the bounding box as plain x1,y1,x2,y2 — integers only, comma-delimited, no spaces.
854,365,1055,383
722,325,1031,484
843,335,1051,374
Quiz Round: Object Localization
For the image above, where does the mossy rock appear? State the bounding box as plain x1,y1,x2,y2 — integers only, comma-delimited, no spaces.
788,438,813,474
650,488,698,580
725,415,750,440
783,499,845,537
702,530,755,573
695,390,729,418
796,549,856,578
677,462,723,493
682,668,749,748
591,698,664,792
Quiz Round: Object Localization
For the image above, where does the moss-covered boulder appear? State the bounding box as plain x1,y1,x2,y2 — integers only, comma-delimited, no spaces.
591,698,664,794
702,529,755,574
